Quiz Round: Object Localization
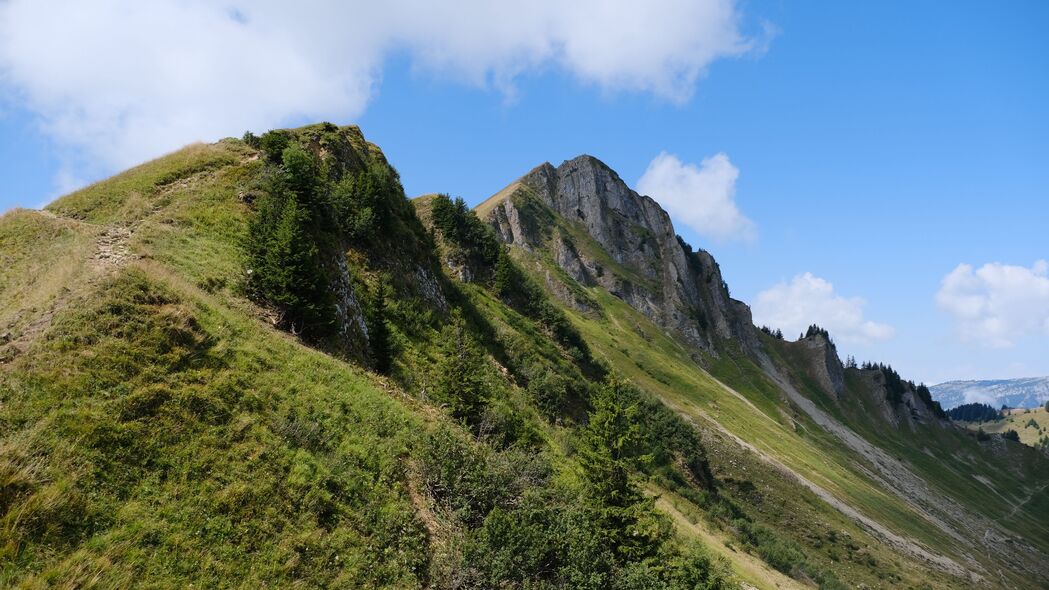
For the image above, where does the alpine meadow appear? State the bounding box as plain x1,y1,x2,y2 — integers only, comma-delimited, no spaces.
1,124,1047,589
2,2,1048,589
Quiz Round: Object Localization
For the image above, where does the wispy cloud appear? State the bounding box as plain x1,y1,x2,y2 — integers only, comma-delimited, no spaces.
935,260,1049,348
752,272,895,344
636,151,755,242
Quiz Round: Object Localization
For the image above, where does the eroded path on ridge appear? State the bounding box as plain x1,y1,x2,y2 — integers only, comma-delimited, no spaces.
0,209,137,363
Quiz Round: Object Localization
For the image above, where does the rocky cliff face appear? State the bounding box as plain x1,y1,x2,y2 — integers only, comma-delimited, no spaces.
796,332,846,398
481,155,757,355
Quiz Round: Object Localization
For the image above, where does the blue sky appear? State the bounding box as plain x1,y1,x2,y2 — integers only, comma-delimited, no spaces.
1,1,1046,384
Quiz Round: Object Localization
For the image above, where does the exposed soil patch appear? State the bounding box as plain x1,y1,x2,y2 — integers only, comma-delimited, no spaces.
92,225,133,269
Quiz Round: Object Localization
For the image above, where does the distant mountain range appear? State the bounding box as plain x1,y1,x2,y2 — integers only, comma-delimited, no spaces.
931,377,1049,410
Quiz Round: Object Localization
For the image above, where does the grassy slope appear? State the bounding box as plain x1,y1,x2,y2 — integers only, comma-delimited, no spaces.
1,140,435,587
5,129,1046,588
496,192,1049,589
965,407,1049,447
1,130,739,589
765,341,1049,559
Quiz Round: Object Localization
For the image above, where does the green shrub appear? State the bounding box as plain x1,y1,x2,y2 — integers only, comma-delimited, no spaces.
526,366,571,418
329,162,401,241
433,310,491,425
244,188,334,335
258,129,292,163
463,488,612,589
733,519,807,576
431,194,500,270
609,543,735,590
419,426,549,527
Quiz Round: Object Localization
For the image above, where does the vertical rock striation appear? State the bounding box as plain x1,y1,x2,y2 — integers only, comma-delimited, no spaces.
482,155,757,355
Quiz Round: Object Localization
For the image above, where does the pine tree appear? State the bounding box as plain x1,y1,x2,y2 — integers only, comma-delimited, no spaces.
579,378,662,563
493,247,515,298
246,190,332,334
367,275,393,374
434,310,488,424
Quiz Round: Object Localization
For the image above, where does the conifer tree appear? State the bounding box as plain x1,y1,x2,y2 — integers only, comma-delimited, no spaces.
246,190,332,334
367,275,393,374
579,378,662,563
434,309,489,424
493,248,515,298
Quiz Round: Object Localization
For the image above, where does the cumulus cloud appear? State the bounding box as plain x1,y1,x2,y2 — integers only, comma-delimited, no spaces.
935,260,1049,348
636,151,755,242
0,0,755,185
752,273,895,344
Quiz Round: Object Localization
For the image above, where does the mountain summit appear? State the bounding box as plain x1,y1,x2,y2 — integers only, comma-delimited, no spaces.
2,125,1047,589
482,155,756,355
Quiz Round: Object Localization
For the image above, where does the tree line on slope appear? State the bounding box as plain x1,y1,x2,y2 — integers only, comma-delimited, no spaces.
760,322,948,421
947,402,1001,422
239,129,747,588
854,361,947,419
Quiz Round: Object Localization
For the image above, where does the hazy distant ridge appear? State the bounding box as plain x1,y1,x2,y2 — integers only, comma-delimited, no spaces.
931,377,1049,410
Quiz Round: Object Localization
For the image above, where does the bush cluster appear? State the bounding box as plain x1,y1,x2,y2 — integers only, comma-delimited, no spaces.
420,378,734,589
947,402,1000,422
243,130,405,365
244,143,335,335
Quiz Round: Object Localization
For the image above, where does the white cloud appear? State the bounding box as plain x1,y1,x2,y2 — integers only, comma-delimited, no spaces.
0,0,755,190
962,388,996,406
935,260,1049,348
752,273,895,344
636,151,755,242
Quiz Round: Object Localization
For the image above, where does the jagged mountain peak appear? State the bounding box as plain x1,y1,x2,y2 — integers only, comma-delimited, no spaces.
481,155,757,355
5,125,1049,589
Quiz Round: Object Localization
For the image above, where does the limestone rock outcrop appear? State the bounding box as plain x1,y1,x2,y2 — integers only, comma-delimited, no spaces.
482,155,757,355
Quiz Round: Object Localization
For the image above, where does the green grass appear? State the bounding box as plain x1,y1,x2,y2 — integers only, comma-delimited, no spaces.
0,209,99,339
1,265,428,588
48,142,248,224
510,246,1049,589
4,123,1048,589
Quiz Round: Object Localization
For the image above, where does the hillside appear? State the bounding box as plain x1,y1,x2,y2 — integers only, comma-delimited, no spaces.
477,154,1049,588
932,377,1049,410
958,407,1049,450
2,124,1047,589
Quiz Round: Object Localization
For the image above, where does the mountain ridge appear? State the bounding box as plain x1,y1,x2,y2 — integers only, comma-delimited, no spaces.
932,376,1049,410
2,124,1047,589
483,154,758,356
478,150,1049,586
